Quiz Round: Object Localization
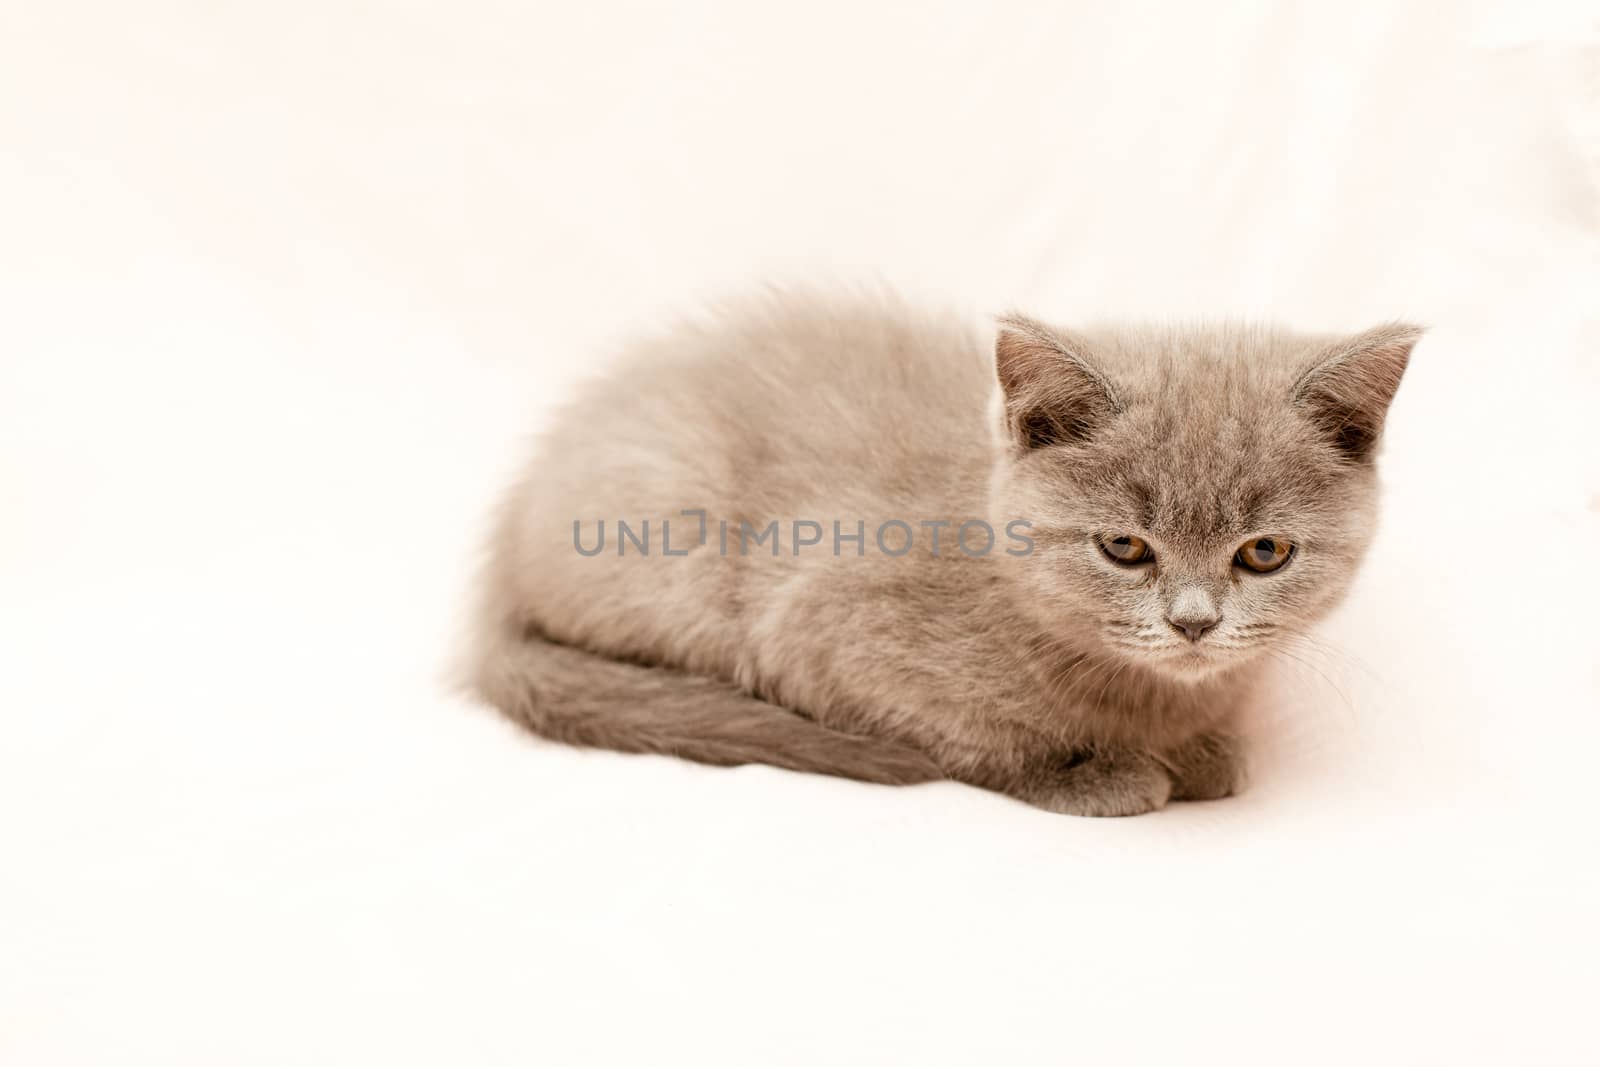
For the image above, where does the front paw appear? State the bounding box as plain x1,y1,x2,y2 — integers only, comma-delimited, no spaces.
1161,731,1246,802
1023,749,1173,817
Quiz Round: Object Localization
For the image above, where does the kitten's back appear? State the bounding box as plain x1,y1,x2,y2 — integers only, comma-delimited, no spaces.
483,292,995,665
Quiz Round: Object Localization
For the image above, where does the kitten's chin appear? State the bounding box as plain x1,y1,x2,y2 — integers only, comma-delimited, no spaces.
1142,645,1248,684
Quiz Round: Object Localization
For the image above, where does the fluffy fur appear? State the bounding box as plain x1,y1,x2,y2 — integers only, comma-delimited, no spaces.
468,292,1418,815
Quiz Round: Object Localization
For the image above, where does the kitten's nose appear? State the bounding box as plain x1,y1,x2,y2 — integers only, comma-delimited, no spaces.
1167,613,1220,643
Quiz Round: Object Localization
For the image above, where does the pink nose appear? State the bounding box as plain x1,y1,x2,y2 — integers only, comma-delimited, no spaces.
1168,614,1220,642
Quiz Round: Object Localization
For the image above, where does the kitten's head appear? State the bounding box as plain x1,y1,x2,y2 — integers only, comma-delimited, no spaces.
989,315,1419,681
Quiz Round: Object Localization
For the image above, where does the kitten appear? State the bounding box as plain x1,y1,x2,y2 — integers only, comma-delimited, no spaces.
468,292,1418,816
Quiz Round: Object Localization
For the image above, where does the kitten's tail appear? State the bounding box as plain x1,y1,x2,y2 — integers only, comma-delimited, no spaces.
469,625,944,786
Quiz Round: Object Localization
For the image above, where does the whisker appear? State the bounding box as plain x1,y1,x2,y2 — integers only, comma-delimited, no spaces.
1263,644,1355,721
1291,632,1386,688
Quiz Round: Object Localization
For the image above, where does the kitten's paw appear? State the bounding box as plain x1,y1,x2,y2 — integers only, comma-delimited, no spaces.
1161,730,1247,802
1024,750,1173,817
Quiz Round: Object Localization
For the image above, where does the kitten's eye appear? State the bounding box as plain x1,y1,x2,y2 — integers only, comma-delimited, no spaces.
1100,534,1153,565
1235,537,1294,573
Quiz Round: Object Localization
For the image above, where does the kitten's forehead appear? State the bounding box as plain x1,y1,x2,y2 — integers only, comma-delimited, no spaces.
1077,418,1327,540
1065,325,1346,541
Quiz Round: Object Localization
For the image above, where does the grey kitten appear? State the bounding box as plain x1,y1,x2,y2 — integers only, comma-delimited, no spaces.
468,292,1418,816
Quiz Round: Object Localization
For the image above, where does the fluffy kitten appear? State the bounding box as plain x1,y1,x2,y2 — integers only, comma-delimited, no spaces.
469,292,1418,815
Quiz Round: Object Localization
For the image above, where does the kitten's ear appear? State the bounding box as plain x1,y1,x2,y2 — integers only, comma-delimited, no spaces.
1293,323,1423,462
995,314,1120,450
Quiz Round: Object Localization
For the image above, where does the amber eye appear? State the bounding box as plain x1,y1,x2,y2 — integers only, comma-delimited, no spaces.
1100,534,1153,565
1235,537,1294,573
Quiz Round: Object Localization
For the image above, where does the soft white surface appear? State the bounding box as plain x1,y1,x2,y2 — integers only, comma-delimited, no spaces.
3,2,1598,1063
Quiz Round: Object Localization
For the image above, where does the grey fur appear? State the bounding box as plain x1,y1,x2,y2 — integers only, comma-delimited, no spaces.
466,291,1418,815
